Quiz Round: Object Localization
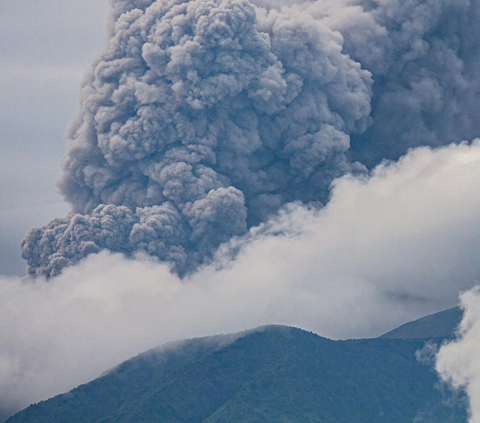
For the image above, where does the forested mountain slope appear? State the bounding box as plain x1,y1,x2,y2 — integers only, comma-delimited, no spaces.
6,325,466,423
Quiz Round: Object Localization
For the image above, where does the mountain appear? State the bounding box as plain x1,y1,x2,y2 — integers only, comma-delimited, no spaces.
5,325,466,423
380,307,463,340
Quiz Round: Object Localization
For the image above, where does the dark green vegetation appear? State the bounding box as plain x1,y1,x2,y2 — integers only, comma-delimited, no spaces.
6,321,466,423
380,307,462,340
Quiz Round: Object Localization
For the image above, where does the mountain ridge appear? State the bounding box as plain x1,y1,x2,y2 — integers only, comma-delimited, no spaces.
5,322,467,423
379,307,462,340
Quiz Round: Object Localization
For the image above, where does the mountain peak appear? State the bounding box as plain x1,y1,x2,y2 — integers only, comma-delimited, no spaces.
379,307,463,340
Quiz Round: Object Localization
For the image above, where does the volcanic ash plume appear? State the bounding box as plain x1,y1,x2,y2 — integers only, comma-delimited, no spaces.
21,0,480,277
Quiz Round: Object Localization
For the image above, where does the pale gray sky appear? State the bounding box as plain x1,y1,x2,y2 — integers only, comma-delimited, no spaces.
0,0,110,275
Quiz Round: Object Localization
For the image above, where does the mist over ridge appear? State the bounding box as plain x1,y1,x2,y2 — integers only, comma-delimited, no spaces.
3,140,480,417
20,0,480,278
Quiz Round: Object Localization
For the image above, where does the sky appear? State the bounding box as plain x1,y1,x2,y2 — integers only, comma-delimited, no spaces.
0,0,109,276
2,0,480,421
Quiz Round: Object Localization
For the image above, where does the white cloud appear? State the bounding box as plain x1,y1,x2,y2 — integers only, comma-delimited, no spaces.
437,287,480,423
1,140,480,416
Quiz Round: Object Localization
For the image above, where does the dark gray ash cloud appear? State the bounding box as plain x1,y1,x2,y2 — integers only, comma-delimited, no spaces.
21,0,480,277
332,0,480,165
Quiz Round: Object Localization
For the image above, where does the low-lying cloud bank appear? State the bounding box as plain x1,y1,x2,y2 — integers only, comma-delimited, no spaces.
2,140,480,416
437,288,480,423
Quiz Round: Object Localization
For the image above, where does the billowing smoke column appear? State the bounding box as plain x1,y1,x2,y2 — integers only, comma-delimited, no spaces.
329,0,480,165
21,0,480,277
